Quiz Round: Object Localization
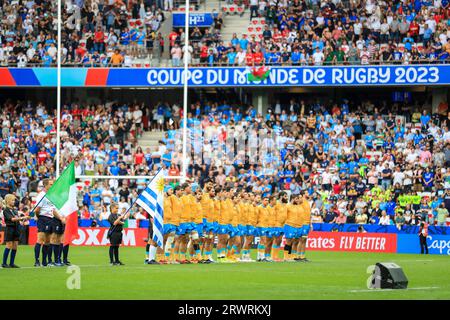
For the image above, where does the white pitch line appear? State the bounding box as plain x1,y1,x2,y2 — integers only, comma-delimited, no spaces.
349,287,439,293
412,260,434,262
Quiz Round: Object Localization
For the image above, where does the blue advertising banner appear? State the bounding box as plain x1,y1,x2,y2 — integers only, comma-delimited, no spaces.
103,65,450,87
2,65,450,87
397,234,450,255
172,12,217,27
312,223,450,235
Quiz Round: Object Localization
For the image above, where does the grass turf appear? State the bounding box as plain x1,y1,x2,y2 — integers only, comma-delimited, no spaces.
0,246,449,300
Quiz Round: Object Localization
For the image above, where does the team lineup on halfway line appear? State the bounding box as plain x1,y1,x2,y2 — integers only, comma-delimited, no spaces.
2,179,313,267
141,181,312,265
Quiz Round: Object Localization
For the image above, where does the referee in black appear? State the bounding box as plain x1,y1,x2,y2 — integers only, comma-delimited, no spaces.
108,203,125,266
2,194,30,268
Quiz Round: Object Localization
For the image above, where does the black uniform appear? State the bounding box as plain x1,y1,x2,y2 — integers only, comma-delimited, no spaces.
419,224,429,254
108,213,123,246
52,217,65,235
37,216,53,234
3,208,20,242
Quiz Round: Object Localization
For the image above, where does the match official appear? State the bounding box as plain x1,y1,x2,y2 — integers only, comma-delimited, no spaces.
2,194,30,268
34,179,57,267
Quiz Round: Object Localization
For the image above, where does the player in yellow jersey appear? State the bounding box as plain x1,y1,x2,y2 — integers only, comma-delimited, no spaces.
153,186,178,265
272,192,288,262
189,189,204,263
201,184,216,263
263,196,277,262
226,194,241,262
211,186,222,261
237,192,248,261
256,196,270,262
242,193,257,262
291,194,306,260
297,192,312,262
283,195,302,261
177,183,198,264
291,195,303,261
216,188,230,261
223,190,236,262
170,186,184,264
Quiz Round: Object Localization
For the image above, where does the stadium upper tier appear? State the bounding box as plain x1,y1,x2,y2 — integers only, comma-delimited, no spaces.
1,1,449,67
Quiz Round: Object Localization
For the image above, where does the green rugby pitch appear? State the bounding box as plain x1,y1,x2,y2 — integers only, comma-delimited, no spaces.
0,246,449,300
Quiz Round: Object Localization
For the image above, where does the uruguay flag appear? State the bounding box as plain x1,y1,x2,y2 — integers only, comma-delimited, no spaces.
136,170,165,247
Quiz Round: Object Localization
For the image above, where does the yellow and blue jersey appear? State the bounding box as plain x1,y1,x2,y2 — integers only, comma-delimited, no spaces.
285,204,301,228
256,205,270,228
201,194,215,223
231,205,239,227
274,202,287,228
168,195,182,226
193,200,203,224
267,205,276,228
238,202,248,226
246,203,257,226
179,194,194,223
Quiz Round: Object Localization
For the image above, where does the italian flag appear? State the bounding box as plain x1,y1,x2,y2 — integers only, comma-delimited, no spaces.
45,161,79,245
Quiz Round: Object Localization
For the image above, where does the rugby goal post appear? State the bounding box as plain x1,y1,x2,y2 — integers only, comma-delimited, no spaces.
56,0,192,183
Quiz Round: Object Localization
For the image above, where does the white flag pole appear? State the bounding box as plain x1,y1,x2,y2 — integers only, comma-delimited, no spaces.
56,0,62,178
181,0,190,183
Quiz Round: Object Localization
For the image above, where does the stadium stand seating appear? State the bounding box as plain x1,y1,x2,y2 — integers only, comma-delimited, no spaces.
1,97,449,227
3,0,449,67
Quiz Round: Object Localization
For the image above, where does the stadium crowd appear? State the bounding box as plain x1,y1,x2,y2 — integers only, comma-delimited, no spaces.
1,97,450,228
61,0,450,67
3,0,450,67
171,0,450,67
0,0,58,67
60,0,167,67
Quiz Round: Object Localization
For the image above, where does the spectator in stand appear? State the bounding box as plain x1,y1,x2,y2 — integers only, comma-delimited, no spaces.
171,43,182,67
419,221,429,254
160,0,450,68
111,49,124,66
94,26,106,54
61,1,164,67
249,0,259,21
0,0,57,67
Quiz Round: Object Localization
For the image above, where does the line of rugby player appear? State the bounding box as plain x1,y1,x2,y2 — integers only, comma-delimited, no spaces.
146,182,312,264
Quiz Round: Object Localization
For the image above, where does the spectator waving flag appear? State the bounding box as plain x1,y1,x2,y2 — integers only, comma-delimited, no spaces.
45,161,79,245
136,170,165,247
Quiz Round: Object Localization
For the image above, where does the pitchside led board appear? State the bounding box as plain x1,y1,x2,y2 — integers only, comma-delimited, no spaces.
1,65,450,87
